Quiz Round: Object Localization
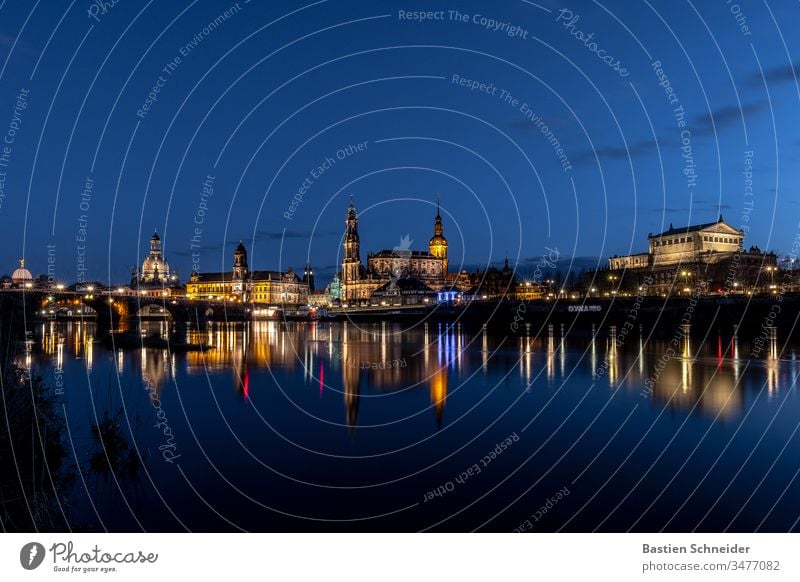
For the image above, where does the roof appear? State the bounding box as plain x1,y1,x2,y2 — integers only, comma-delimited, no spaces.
373,277,435,293
650,217,742,238
12,267,32,281
251,270,299,282
190,272,232,283
369,250,438,259
190,270,299,283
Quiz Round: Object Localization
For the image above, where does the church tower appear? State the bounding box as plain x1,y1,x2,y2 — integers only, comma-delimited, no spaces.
232,241,249,299
150,231,162,256
233,241,248,280
342,196,362,291
428,195,448,274
303,262,315,292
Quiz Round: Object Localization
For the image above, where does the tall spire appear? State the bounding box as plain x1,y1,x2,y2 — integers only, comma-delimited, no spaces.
433,194,443,236
342,196,362,297
429,194,448,274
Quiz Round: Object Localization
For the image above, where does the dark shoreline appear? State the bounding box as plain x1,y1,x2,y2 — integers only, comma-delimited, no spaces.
4,292,798,338
321,294,797,338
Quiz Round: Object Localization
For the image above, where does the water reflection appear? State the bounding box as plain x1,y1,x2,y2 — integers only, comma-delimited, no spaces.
766,327,778,398
140,347,170,394
190,321,462,426
40,320,94,371
33,320,798,426
607,324,618,386
21,319,800,532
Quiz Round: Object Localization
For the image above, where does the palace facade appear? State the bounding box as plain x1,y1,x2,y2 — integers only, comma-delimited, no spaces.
598,216,777,295
609,217,746,270
340,198,449,304
186,242,310,305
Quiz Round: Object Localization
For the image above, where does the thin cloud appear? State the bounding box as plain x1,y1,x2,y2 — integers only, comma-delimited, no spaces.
747,63,800,87
572,137,672,165
690,101,768,137
649,202,733,214
232,229,338,244
572,100,767,166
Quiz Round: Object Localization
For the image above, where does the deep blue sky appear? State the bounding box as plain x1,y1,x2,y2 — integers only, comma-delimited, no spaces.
1,0,799,285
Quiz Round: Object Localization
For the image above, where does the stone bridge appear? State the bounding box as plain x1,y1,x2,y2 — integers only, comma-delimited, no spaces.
1,289,249,330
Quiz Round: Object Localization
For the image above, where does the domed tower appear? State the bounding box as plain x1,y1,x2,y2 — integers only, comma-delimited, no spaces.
233,241,248,280
150,231,161,254
428,195,448,274
342,196,362,285
140,230,170,285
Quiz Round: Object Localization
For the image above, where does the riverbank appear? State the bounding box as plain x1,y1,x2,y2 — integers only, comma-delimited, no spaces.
324,294,799,337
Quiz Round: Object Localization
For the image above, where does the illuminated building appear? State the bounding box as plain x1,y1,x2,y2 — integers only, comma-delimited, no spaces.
610,216,745,269
596,216,778,295
428,196,449,272
11,259,33,286
138,231,177,286
186,241,309,305
340,197,449,303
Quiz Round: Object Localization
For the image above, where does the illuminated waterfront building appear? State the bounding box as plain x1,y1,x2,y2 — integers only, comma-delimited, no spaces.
186,241,309,305
138,231,176,285
340,197,449,303
610,216,746,269
11,259,33,287
598,216,778,295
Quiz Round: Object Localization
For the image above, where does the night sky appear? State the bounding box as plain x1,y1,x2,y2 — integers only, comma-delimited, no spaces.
0,0,798,285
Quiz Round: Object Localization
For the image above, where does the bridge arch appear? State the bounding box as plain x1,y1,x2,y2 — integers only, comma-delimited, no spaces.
136,303,174,320
40,299,97,320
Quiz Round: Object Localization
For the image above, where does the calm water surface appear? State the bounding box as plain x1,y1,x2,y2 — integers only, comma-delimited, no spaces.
25,319,800,532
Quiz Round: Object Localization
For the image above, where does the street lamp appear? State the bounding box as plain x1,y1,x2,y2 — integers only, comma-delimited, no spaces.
680,270,692,295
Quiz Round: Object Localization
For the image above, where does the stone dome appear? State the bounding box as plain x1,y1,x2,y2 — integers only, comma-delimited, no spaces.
11,259,32,284
140,230,171,284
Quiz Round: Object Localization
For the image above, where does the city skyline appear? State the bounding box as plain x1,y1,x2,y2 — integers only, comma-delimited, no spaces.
5,0,800,554
1,204,784,288
0,1,797,286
